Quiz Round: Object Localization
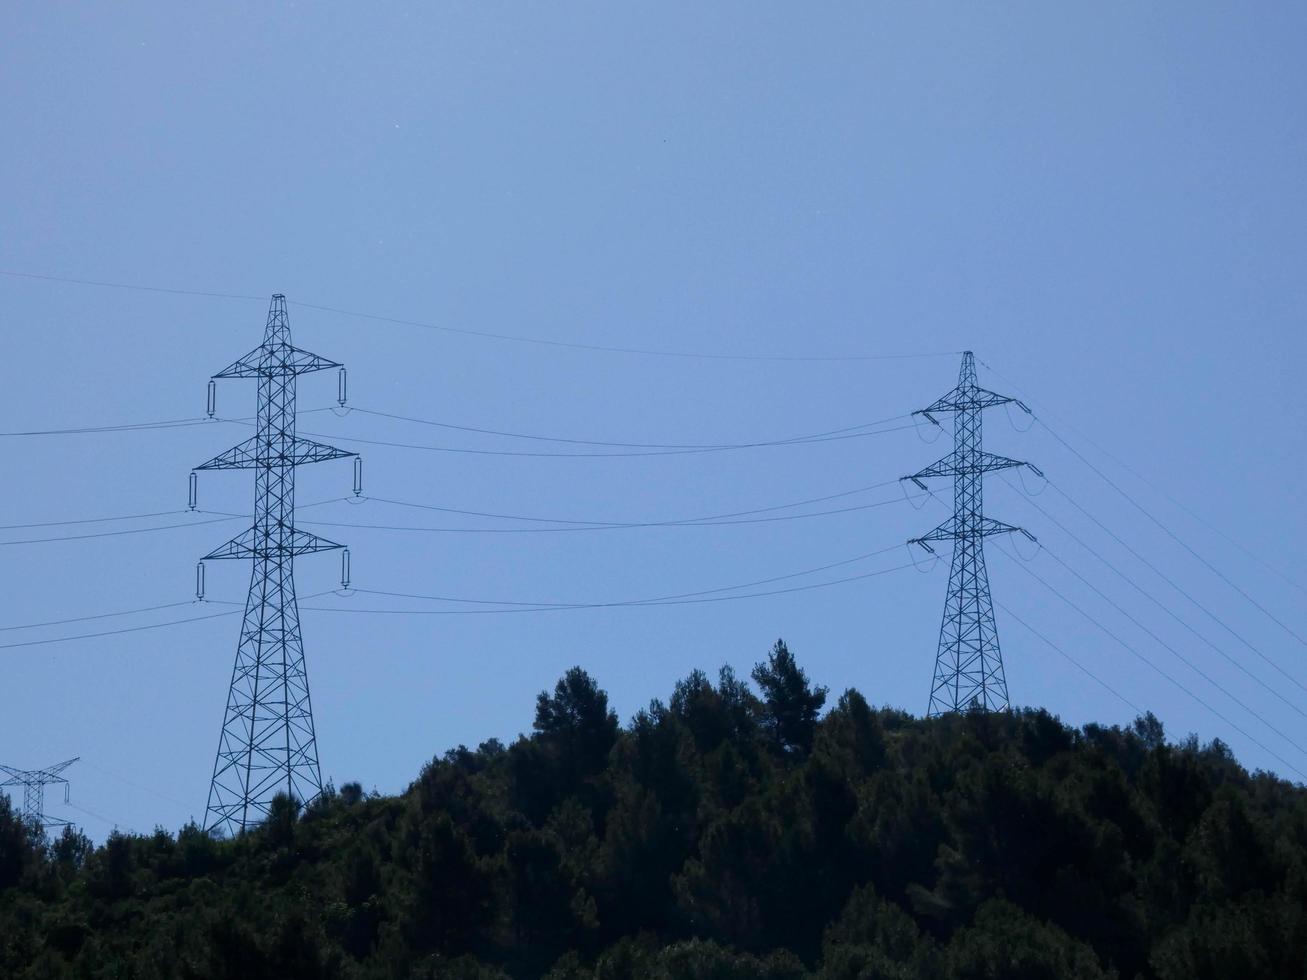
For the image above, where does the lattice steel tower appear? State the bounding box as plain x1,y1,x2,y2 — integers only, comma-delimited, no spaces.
0,758,78,830
904,352,1040,716
194,294,355,835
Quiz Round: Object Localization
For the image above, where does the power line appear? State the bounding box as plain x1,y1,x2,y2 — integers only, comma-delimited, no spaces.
1012,542,1307,759
0,497,347,547
364,477,904,528
1044,481,1307,699
79,760,194,812
350,405,910,450
1002,474,1307,722
302,492,922,535
0,269,958,363
980,356,1307,596
0,417,211,437
979,358,1307,630
993,545,1307,780
1036,416,1307,653
298,559,917,615
0,397,910,464
340,543,907,610
0,600,196,633
0,608,240,651
296,300,958,363
0,514,242,547
63,801,141,836
0,590,338,652
0,508,185,531
0,269,263,301
0,406,335,440
993,600,1145,715
288,420,918,459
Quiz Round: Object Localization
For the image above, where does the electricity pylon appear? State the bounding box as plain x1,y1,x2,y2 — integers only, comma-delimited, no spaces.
0,758,78,829
194,294,355,836
903,352,1040,716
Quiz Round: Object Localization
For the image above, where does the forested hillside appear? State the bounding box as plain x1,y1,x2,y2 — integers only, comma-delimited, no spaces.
2,642,1304,979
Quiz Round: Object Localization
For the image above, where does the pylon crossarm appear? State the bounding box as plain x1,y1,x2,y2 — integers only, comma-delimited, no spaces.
30,772,71,785
907,451,1029,481
283,436,357,466
215,345,341,379
203,527,344,561
910,517,959,544
918,386,1015,416
196,435,356,471
972,452,1030,475
976,518,1027,539
195,436,260,470
905,452,958,482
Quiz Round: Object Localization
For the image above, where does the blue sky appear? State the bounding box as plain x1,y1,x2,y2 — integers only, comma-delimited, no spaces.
2,3,1305,837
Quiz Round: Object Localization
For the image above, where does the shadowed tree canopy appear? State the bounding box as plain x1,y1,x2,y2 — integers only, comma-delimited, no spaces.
1,644,1304,980
534,666,620,772
752,639,829,755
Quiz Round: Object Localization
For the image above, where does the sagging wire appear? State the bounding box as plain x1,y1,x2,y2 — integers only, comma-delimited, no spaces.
1005,400,1036,434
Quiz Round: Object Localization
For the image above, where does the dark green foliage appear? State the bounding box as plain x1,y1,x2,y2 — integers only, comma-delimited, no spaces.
753,639,828,755
0,647,1303,979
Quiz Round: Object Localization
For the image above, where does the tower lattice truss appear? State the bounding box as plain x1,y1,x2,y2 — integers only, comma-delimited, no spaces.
196,294,354,835
0,758,77,829
904,352,1039,716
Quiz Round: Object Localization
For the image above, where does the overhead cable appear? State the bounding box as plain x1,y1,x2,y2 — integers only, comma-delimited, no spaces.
1044,482,1307,699
0,600,197,633
364,477,903,528
994,545,1307,779
979,357,1307,636
341,542,906,610
0,589,337,652
981,356,1307,596
0,269,263,301
0,406,333,440
994,600,1145,715
302,492,921,535
0,496,346,548
291,421,917,459
299,559,916,615
0,269,957,363
350,405,910,450
1002,474,1307,721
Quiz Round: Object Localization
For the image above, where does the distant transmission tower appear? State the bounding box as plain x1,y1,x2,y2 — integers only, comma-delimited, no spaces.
0,758,78,829
904,352,1040,716
193,294,357,835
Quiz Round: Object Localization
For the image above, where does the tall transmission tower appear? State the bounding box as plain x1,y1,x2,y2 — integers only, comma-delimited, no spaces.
0,758,78,830
903,352,1040,716
193,294,356,836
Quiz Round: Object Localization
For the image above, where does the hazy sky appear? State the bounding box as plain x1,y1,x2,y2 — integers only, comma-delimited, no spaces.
2,4,1305,837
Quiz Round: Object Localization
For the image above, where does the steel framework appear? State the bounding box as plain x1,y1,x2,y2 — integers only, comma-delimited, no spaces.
195,294,355,835
904,352,1040,716
0,758,78,829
